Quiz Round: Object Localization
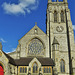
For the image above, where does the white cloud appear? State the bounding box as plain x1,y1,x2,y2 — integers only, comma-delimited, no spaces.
6,48,16,54
72,25,75,30
0,38,7,43
2,0,39,15
11,48,16,52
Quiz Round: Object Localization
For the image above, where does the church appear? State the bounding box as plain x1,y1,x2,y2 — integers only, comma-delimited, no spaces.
0,0,75,75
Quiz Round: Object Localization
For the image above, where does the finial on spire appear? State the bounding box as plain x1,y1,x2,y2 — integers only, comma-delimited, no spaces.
35,22,37,25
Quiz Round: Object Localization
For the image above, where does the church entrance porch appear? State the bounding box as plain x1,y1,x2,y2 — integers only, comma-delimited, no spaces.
0,66,4,75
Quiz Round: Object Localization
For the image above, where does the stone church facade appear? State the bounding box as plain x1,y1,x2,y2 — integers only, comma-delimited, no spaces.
0,0,75,75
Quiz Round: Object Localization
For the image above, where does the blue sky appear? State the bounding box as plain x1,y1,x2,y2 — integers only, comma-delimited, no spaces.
0,0,75,53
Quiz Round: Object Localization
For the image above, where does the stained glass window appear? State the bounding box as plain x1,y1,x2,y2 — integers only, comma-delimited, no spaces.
60,60,65,72
28,39,44,55
23,67,24,73
25,67,27,73
46,68,48,73
43,67,51,73
43,68,45,73
33,63,38,73
20,67,22,73
49,67,51,73
20,67,27,73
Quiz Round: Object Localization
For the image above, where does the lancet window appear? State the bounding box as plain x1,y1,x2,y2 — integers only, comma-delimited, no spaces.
60,60,65,73
54,11,57,22
43,67,51,73
61,11,64,22
33,63,38,73
20,67,27,73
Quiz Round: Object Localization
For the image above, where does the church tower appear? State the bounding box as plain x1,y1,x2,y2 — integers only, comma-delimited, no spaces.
46,0,75,74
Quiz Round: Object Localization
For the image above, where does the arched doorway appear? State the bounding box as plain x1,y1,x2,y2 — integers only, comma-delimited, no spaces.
0,65,4,75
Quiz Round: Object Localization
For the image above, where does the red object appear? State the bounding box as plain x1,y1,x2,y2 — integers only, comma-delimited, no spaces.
0,66,4,75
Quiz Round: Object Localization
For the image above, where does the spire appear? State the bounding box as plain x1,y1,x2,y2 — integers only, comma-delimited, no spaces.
0,42,2,50
48,0,52,3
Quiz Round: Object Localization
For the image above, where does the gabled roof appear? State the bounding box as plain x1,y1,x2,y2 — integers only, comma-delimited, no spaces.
14,57,55,66
18,25,47,42
2,51,54,66
15,58,33,66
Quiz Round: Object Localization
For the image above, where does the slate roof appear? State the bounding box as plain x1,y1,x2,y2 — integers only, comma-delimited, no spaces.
3,51,16,65
15,58,33,66
38,58,54,66
2,51,54,66
14,57,55,66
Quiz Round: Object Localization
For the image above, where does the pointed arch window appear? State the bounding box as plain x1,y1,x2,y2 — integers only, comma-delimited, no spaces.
43,68,45,73
46,68,48,73
49,67,51,73
61,11,64,22
54,11,57,22
33,63,38,73
20,67,22,73
60,60,65,73
23,67,24,73
25,67,27,73
20,67,27,73
43,67,51,73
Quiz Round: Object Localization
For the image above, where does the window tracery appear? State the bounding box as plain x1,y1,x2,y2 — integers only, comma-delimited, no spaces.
28,38,44,56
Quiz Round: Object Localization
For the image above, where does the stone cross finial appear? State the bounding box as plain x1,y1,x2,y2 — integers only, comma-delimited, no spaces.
35,22,37,25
